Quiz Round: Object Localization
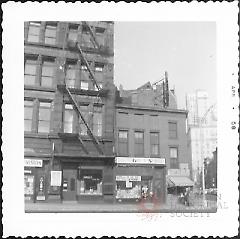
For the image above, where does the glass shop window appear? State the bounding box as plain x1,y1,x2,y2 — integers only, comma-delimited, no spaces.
116,176,142,200
78,168,103,195
24,175,34,195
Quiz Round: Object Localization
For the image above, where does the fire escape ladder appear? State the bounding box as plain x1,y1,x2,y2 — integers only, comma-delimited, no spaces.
82,21,100,50
77,134,89,155
76,42,101,91
64,86,104,155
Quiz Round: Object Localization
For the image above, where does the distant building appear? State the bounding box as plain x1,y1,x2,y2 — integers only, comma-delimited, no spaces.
186,90,209,126
186,90,217,183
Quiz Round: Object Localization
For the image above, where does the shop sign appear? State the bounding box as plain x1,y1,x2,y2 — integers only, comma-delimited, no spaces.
50,171,62,186
36,195,45,201
24,158,42,168
116,175,141,181
115,157,165,165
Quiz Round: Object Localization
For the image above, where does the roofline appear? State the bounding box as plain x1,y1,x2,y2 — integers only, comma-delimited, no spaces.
116,104,188,115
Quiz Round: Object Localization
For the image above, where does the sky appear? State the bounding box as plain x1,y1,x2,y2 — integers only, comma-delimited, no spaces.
114,22,216,109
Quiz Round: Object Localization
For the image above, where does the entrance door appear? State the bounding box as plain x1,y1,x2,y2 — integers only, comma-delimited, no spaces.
154,178,165,202
62,169,77,201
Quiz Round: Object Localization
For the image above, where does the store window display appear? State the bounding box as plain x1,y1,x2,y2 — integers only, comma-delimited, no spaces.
77,168,103,195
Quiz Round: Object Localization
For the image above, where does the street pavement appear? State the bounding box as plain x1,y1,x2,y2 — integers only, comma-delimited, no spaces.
25,194,217,213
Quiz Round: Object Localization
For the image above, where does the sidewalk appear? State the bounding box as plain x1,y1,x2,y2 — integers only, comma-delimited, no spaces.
25,195,217,213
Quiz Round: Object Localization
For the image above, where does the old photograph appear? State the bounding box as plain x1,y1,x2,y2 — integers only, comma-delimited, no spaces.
23,21,217,213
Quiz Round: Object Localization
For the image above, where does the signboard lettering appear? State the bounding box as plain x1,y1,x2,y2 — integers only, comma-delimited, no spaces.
115,157,165,165
24,159,43,168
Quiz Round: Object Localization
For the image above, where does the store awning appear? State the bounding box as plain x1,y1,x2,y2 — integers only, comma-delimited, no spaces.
167,176,194,187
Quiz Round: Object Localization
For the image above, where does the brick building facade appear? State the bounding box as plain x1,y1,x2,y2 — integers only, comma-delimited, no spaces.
24,21,115,203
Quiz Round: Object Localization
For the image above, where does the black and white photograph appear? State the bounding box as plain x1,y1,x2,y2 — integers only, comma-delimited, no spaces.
2,2,239,238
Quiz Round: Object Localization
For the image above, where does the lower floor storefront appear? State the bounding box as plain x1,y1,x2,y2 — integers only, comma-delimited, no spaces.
114,157,166,203
24,156,115,203
24,156,167,204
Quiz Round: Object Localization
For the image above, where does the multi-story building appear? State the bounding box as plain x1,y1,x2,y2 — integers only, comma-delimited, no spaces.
186,90,217,183
24,21,115,203
186,90,209,126
115,83,193,201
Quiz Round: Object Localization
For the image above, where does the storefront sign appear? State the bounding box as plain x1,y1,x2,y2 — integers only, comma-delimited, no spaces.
36,195,45,201
24,158,42,168
50,171,62,186
116,175,141,181
115,157,165,165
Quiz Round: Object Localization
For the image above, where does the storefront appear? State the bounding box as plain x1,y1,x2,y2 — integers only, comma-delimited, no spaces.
115,157,166,203
167,175,194,195
59,156,114,202
24,158,49,202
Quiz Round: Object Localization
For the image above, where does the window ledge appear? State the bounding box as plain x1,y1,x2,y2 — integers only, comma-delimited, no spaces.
24,85,56,92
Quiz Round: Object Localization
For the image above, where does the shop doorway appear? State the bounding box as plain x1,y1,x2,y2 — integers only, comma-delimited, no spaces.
62,169,77,201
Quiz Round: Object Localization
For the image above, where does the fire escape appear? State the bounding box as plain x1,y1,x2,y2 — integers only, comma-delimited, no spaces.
57,21,109,156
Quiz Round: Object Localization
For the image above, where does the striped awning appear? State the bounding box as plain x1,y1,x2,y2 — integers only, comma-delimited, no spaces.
167,176,194,187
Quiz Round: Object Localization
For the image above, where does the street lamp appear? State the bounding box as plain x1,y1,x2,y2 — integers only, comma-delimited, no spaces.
199,103,216,207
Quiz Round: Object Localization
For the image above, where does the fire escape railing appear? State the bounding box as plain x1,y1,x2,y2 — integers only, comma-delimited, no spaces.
82,21,100,50
59,21,105,155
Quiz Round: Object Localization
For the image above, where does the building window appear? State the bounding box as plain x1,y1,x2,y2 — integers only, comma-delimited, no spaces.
93,106,102,136
170,147,178,169
44,23,57,45
95,62,104,72
80,81,89,90
95,27,105,35
169,122,177,138
38,102,51,133
134,131,144,157
65,61,78,88
24,56,38,85
64,104,75,133
79,105,89,136
78,168,103,195
150,132,159,156
118,130,128,156
41,58,55,87
27,22,41,43
68,24,79,42
24,100,33,132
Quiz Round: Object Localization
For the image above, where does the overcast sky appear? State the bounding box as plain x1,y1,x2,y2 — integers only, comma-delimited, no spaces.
114,22,216,109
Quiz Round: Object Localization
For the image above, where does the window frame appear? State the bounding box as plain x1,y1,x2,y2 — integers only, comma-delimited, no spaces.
44,22,57,45
150,131,160,157
24,100,34,132
169,146,179,169
37,101,52,133
134,130,144,157
24,55,38,86
27,22,41,43
118,129,129,156
40,57,55,88
168,121,178,139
